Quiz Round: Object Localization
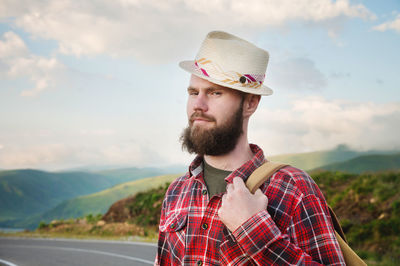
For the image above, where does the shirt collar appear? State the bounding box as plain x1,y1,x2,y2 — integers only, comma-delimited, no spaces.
188,144,266,183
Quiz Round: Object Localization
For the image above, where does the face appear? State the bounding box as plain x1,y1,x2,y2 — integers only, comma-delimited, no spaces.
180,75,245,156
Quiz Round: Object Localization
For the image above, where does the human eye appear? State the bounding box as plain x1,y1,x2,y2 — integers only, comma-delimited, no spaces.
210,90,222,96
188,89,198,96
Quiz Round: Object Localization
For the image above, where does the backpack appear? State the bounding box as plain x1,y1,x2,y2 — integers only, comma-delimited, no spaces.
245,161,367,266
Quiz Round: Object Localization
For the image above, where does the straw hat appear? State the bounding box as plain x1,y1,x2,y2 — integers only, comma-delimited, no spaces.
179,31,273,96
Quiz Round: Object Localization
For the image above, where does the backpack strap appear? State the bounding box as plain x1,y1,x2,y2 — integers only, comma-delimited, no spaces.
335,231,366,266
245,161,367,266
246,161,288,194
246,161,347,241
328,206,347,243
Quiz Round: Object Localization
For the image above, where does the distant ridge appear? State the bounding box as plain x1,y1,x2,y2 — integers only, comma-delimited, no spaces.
14,174,180,229
313,153,400,173
0,169,114,222
0,167,176,229
268,144,399,170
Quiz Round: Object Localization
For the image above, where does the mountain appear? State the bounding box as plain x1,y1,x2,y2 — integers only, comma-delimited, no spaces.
0,167,176,228
313,153,400,174
0,169,114,222
268,144,399,170
16,174,180,229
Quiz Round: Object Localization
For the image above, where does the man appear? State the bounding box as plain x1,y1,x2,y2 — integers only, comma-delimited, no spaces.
156,31,345,265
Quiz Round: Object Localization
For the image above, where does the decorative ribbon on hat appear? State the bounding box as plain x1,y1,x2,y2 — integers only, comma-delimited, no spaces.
195,58,265,89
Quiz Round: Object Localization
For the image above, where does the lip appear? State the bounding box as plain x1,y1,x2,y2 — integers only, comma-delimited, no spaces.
193,118,210,122
192,119,211,125
191,117,215,127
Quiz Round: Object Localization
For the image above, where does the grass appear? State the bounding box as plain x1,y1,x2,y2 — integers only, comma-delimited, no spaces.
312,171,400,265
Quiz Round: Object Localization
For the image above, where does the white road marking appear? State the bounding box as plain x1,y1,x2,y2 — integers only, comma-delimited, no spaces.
1,245,154,265
0,258,19,266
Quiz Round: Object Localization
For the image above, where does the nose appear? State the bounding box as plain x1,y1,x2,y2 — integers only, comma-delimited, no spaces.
192,92,208,112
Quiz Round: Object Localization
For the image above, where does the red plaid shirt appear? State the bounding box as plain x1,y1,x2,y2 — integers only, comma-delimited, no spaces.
155,145,345,265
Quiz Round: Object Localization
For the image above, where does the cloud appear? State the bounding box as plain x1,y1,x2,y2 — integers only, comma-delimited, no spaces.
0,0,375,62
268,57,327,91
372,15,400,33
0,141,173,170
0,143,72,169
80,129,116,137
0,31,29,58
0,31,65,96
0,124,187,170
251,96,400,155
330,71,351,79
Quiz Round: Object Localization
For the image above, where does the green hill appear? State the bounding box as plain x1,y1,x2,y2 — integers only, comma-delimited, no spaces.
313,171,400,264
0,167,173,227
0,169,116,222
268,144,398,170
17,174,180,229
314,153,400,173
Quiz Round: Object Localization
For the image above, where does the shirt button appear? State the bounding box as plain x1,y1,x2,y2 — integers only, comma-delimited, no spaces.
201,223,208,230
197,260,203,266
170,223,175,229
202,189,207,195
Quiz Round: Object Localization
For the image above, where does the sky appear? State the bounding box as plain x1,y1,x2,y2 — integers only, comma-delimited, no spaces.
0,0,399,171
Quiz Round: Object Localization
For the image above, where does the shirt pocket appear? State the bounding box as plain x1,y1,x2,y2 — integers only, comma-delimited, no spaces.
159,211,188,233
159,210,188,260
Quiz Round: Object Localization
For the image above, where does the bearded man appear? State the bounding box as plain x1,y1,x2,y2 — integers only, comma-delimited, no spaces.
155,31,345,265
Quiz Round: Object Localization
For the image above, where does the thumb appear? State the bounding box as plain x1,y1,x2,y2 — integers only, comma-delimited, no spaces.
254,189,268,202
254,188,264,197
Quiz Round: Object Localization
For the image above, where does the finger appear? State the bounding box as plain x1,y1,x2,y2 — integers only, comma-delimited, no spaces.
221,193,227,204
232,176,246,189
254,188,264,196
254,189,268,205
226,183,234,193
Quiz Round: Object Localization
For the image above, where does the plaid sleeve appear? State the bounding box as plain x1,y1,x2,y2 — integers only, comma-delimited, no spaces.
232,195,345,265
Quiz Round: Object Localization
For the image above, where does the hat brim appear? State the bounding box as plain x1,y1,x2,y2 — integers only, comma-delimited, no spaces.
179,60,273,96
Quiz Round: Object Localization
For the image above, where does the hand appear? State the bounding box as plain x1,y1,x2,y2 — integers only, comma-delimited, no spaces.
218,176,268,232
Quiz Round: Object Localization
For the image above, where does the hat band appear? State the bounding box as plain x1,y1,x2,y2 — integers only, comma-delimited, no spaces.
195,58,265,89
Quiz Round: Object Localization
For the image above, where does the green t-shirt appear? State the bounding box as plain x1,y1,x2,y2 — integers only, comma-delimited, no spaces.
203,160,231,198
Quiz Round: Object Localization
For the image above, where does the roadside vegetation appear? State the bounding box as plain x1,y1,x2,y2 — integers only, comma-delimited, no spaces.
11,213,157,242
313,170,400,265
27,184,170,242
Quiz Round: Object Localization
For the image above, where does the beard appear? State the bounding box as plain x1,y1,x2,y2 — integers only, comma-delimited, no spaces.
180,102,244,156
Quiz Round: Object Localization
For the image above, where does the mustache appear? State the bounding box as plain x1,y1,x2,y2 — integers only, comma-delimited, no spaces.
189,112,215,123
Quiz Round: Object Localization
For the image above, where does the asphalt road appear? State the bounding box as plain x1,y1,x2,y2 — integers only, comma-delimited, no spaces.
0,237,157,266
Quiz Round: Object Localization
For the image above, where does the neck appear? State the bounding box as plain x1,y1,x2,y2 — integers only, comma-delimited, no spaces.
204,131,253,171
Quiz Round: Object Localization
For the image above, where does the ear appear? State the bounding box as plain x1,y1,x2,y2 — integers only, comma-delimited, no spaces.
243,94,261,118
